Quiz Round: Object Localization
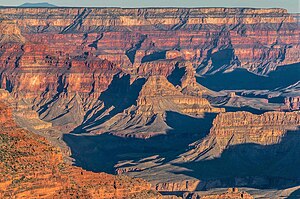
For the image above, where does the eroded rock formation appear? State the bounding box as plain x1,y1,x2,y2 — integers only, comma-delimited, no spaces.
183,111,300,161
0,7,299,198
285,96,300,110
0,7,298,75
0,100,157,198
0,7,299,131
82,75,224,138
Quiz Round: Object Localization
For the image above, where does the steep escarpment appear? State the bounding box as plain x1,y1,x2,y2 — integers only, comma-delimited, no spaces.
184,111,300,161
160,111,300,190
0,7,298,75
0,7,299,131
77,75,224,138
0,101,157,198
0,7,299,197
0,19,25,44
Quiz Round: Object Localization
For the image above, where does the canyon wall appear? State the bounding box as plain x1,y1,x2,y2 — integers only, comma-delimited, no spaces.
0,7,299,131
184,111,300,161
0,100,157,198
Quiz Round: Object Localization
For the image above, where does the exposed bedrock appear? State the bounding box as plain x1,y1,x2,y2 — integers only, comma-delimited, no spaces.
0,8,299,76
0,100,157,199
183,111,300,161
0,7,299,197
0,7,299,131
169,111,300,190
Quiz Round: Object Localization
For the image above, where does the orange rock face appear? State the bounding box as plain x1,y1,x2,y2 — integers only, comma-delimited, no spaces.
136,75,224,116
0,101,155,198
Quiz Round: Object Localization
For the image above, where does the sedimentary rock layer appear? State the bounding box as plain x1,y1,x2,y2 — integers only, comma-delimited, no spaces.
0,7,299,131
81,75,224,138
184,111,300,161
1,7,299,75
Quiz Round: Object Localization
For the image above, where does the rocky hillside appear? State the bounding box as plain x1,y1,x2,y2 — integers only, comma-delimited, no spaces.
0,7,298,75
0,100,157,198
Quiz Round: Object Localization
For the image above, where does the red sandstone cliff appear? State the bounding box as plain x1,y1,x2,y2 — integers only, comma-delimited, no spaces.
1,7,298,75
81,75,224,138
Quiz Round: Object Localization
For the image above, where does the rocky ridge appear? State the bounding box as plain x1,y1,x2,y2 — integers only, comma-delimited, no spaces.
84,75,224,138
0,7,299,198
183,111,300,161
184,188,253,199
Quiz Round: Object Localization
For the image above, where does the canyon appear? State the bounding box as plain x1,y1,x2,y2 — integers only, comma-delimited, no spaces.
0,99,158,198
0,7,299,198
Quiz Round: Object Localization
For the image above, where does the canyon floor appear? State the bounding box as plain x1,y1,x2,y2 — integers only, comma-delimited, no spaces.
0,7,299,199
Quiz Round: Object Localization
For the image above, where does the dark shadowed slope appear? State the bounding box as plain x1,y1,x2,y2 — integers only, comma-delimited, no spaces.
173,128,300,190
197,63,300,91
64,112,216,173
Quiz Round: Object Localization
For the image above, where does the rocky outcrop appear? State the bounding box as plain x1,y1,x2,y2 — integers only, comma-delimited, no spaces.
136,75,224,116
0,7,298,75
84,75,224,138
183,111,300,161
155,179,200,192
0,100,157,198
184,188,253,199
0,7,299,196
0,19,25,44
0,8,298,75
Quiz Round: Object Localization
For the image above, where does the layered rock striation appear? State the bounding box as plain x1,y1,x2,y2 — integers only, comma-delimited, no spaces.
0,7,298,75
184,111,300,161
0,7,299,131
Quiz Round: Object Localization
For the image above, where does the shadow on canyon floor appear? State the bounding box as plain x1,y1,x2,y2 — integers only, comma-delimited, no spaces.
172,130,300,190
197,63,300,91
64,111,217,173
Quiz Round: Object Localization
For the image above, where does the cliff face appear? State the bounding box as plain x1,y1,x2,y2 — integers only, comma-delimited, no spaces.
0,7,299,130
0,101,156,198
0,8,300,196
184,111,300,161
0,8,298,75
